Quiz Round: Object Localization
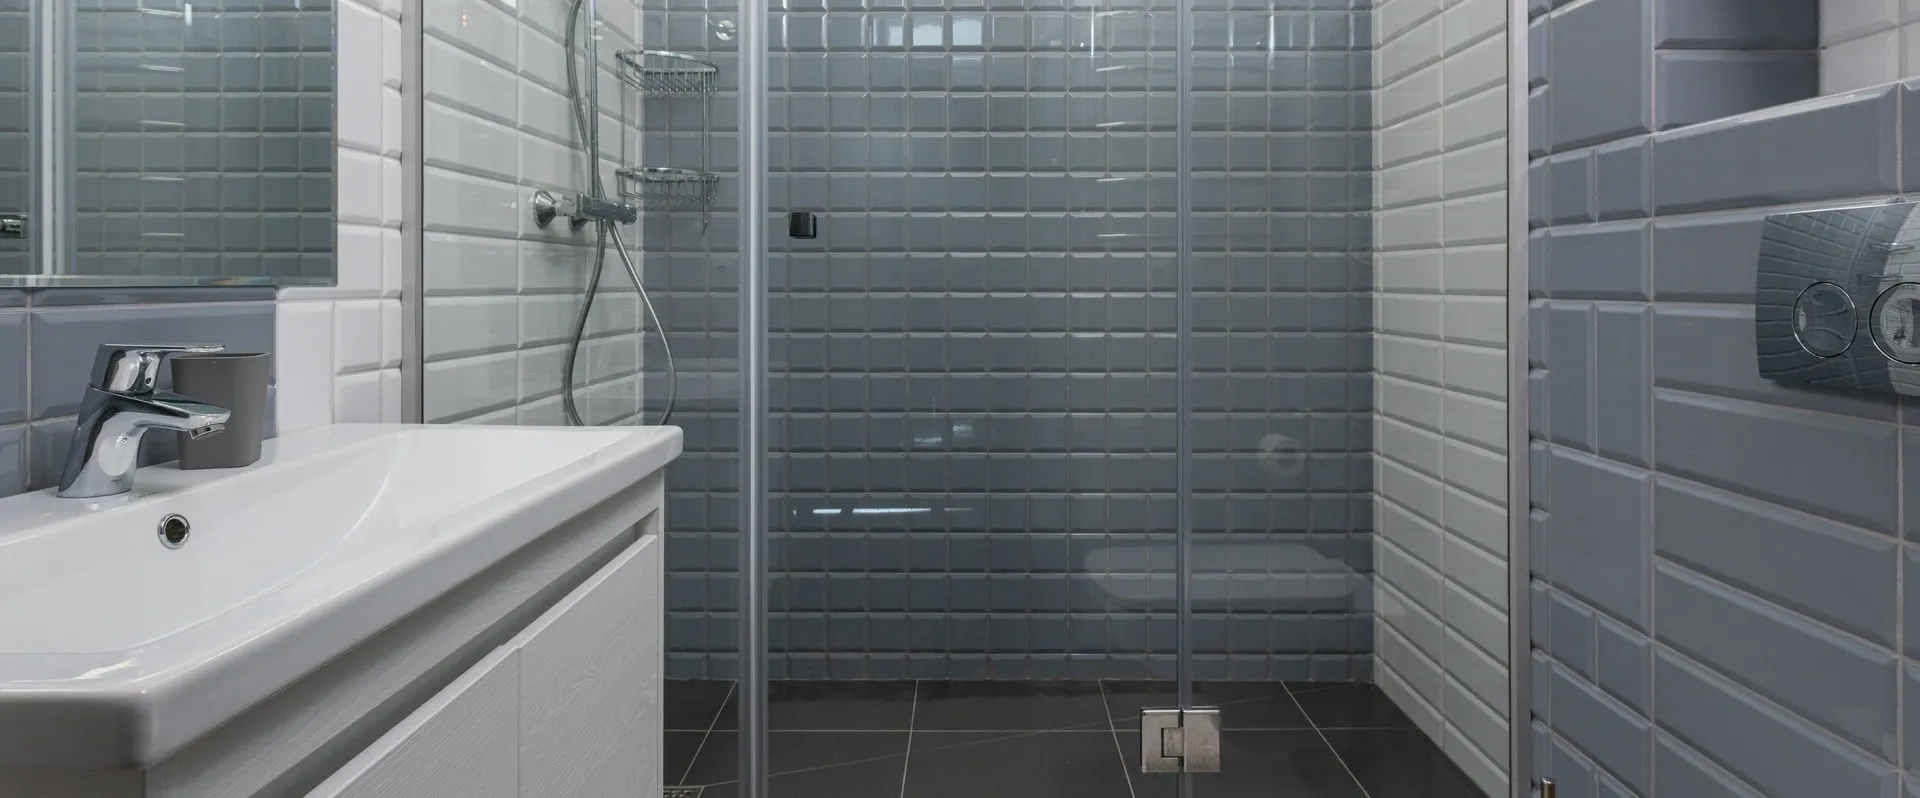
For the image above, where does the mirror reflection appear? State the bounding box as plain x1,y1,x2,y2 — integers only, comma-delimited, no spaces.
0,1,336,286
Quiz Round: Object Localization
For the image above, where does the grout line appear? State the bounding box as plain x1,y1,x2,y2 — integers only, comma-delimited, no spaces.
676,680,737,787
1282,681,1372,798
898,680,919,798
1098,681,1142,798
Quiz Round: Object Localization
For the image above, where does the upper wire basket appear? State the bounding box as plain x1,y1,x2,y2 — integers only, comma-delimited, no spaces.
617,49,720,94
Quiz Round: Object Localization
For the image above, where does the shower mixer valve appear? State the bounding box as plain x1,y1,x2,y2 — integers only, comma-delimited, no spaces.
532,189,638,230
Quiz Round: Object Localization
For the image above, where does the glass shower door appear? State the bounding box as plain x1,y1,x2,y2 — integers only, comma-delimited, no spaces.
746,0,1189,792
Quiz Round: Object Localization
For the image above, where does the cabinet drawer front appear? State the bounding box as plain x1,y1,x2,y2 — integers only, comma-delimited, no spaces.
305,649,520,798
517,533,662,797
308,532,661,798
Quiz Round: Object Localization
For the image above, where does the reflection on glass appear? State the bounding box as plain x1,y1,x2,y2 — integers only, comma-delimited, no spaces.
0,2,29,276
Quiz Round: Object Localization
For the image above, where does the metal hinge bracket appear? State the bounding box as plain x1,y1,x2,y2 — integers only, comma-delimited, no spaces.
1140,707,1221,773
0,214,25,239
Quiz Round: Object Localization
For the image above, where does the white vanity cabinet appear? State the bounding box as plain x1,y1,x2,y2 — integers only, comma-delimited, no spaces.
0,426,680,798
309,533,663,798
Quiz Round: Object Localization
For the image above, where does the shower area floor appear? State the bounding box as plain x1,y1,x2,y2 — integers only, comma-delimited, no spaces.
664,680,1484,798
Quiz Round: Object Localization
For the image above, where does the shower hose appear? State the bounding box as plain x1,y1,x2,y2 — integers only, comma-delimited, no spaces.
559,0,677,428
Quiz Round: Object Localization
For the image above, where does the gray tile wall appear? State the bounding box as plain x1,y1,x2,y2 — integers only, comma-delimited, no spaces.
0,0,27,276
71,0,333,281
0,288,276,499
1529,1,1920,794
647,0,1375,681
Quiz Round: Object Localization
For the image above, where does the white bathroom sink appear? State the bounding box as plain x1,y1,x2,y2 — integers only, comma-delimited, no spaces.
0,423,681,771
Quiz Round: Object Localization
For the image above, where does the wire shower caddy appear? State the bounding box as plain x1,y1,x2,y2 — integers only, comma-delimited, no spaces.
617,50,720,221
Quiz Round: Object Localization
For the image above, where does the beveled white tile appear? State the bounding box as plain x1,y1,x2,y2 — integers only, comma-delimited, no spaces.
1822,29,1901,94
333,371,384,423
334,300,385,375
275,301,336,435
1823,0,1901,45
336,0,385,154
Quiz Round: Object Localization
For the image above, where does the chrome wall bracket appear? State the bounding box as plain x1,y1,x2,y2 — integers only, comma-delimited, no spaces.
531,190,638,231
531,190,588,231
1140,708,1221,773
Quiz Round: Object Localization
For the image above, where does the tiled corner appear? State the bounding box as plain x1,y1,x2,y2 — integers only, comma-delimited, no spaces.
1371,0,1510,793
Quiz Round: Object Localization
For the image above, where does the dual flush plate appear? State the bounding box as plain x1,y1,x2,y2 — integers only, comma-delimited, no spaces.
1760,200,1920,395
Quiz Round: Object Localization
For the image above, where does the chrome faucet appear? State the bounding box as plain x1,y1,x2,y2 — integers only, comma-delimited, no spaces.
56,344,234,499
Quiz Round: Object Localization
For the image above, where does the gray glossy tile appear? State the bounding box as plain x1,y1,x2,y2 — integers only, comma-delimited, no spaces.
1545,448,1651,629
1594,617,1650,714
1593,135,1650,221
1549,151,1594,225
28,300,275,417
1593,304,1649,466
26,286,279,307
1653,0,1818,49
1655,649,1898,798
1549,660,1650,792
1548,0,1651,151
1546,221,1649,301
0,425,24,498
1656,731,1778,798
1652,86,1899,215
1653,391,1899,534
1658,476,1898,649
0,309,22,426
1546,302,1593,450
1654,51,1817,130
1657,561,1898,758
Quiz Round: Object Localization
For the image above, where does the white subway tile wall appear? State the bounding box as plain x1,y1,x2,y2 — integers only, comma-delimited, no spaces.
276,0,405,433
1821,0,1920,93
1371,0,1510,794
417,0,649,427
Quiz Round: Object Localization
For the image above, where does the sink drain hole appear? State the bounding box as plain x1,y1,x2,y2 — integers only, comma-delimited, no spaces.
158,514,191,549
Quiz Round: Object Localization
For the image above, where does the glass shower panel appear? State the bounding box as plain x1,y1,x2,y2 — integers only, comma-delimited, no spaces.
1183,0,1375,683
754,0,1186,789
1181,0,1376,793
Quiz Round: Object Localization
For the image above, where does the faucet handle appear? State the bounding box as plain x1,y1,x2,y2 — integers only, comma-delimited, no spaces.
90,344,225,394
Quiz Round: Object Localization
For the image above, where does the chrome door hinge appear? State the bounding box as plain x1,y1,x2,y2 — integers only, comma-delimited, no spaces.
1140,707,1221,773
0,214,25,239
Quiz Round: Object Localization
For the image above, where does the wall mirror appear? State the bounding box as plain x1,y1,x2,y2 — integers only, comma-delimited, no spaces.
0,1,335,287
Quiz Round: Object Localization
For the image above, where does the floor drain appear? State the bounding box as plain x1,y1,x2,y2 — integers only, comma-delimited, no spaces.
663,788,703,798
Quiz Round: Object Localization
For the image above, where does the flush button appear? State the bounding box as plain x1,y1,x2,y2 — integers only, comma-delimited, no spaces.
1793,281,1856,358
1871,282,1920,364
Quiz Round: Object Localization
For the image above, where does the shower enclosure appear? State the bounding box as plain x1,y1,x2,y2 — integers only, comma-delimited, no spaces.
418,0,1521,793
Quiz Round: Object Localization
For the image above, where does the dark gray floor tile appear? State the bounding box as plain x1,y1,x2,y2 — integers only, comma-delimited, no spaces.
1322,729,1485,798
682,731,912,786
666,731,710,786
914,680,1112,731
1125,730,1370,798
1104,681,1311,730
716,680,918,731
667,679,737,731
700,754,908,798
903,731,1134,798
1287,682,1416,729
